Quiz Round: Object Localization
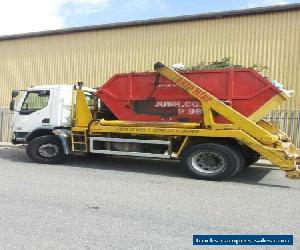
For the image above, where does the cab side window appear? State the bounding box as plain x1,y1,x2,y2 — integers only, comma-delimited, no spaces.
20,90,50,114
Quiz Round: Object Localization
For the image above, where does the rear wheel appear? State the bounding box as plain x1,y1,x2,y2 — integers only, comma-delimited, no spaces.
26,135,66,164
181,143,243,180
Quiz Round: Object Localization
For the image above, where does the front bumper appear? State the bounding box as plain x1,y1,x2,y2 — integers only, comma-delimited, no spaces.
11,132,29,144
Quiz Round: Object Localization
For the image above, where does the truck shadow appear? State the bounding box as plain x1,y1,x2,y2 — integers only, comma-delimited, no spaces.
67,155,186,179
0,147,291,188
66,155,291,188
228,166,291,188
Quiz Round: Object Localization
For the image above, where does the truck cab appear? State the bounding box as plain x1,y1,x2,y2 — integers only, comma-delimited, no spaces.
10,85,95,144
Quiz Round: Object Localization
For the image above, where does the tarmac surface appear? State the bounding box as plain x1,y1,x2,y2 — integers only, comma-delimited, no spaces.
0,145,299,249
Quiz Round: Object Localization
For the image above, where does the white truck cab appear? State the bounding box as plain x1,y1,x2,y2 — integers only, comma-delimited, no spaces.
10,84,95,144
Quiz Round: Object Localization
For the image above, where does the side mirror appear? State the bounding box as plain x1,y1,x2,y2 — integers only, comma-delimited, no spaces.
9,99,15,111
10,90,20,111
12,90,19,98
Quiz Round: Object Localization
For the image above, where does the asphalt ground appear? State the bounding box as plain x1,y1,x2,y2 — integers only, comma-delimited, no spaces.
0,145,299,250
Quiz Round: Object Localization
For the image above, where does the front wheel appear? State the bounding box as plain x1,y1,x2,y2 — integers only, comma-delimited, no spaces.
181,143,244,180
26,135,66,164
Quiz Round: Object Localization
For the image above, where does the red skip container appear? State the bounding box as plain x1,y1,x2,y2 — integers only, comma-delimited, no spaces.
95,69,284,123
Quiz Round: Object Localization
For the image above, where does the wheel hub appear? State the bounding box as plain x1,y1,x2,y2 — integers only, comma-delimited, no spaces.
38,143,59,158
191,152,225,174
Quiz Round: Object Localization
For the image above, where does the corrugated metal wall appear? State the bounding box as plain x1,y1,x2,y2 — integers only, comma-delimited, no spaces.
0,9,299,110
0,108,12,142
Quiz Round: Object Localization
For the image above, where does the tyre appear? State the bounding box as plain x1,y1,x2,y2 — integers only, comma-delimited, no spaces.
181,143,244,180
228,144,246,176
26,135,66,164
244,153,260,168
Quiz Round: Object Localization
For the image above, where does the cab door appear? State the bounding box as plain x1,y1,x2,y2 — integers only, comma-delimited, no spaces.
12,90,52,136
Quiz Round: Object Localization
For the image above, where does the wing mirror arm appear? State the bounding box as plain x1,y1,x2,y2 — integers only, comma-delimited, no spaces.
9,99,15,111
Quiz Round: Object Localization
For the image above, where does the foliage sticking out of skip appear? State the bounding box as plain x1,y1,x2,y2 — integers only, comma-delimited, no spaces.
185,57,269,73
